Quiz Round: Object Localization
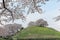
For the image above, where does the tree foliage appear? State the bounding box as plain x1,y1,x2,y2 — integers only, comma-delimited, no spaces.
0,0,48,25
28,19,48,27
54,16,60,22
28,21,35,27
0,23,23,37
35,19,48,27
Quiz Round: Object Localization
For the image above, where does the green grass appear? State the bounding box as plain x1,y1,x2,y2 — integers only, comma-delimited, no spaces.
12,26,60,40
1,26,60,40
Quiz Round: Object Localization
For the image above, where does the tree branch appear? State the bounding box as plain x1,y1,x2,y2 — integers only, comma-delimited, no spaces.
1,0,14,21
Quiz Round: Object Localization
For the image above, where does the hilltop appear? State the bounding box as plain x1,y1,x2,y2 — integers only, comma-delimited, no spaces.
12,26,60,40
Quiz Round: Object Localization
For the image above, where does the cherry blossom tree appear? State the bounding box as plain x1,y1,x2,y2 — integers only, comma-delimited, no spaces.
0,0,48,25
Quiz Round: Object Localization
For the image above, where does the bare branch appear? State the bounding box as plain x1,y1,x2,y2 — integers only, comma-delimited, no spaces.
53,16,60,21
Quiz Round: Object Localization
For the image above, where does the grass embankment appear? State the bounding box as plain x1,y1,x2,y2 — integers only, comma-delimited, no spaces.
12,26,60,40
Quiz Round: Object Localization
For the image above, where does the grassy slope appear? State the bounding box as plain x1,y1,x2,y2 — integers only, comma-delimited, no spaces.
12,26,60,39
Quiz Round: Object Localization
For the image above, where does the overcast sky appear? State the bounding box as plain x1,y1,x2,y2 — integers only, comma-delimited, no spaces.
15,0,60,31
0,0,60,31
13,0,60,31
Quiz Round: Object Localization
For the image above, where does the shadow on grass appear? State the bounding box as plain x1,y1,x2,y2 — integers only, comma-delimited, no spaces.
1,38,60,40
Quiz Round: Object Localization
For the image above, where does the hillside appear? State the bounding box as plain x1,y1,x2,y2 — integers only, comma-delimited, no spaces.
12,26,60,40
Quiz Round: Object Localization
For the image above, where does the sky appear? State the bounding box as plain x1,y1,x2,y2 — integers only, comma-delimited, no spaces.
15,0,60,31
0,0,60,31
